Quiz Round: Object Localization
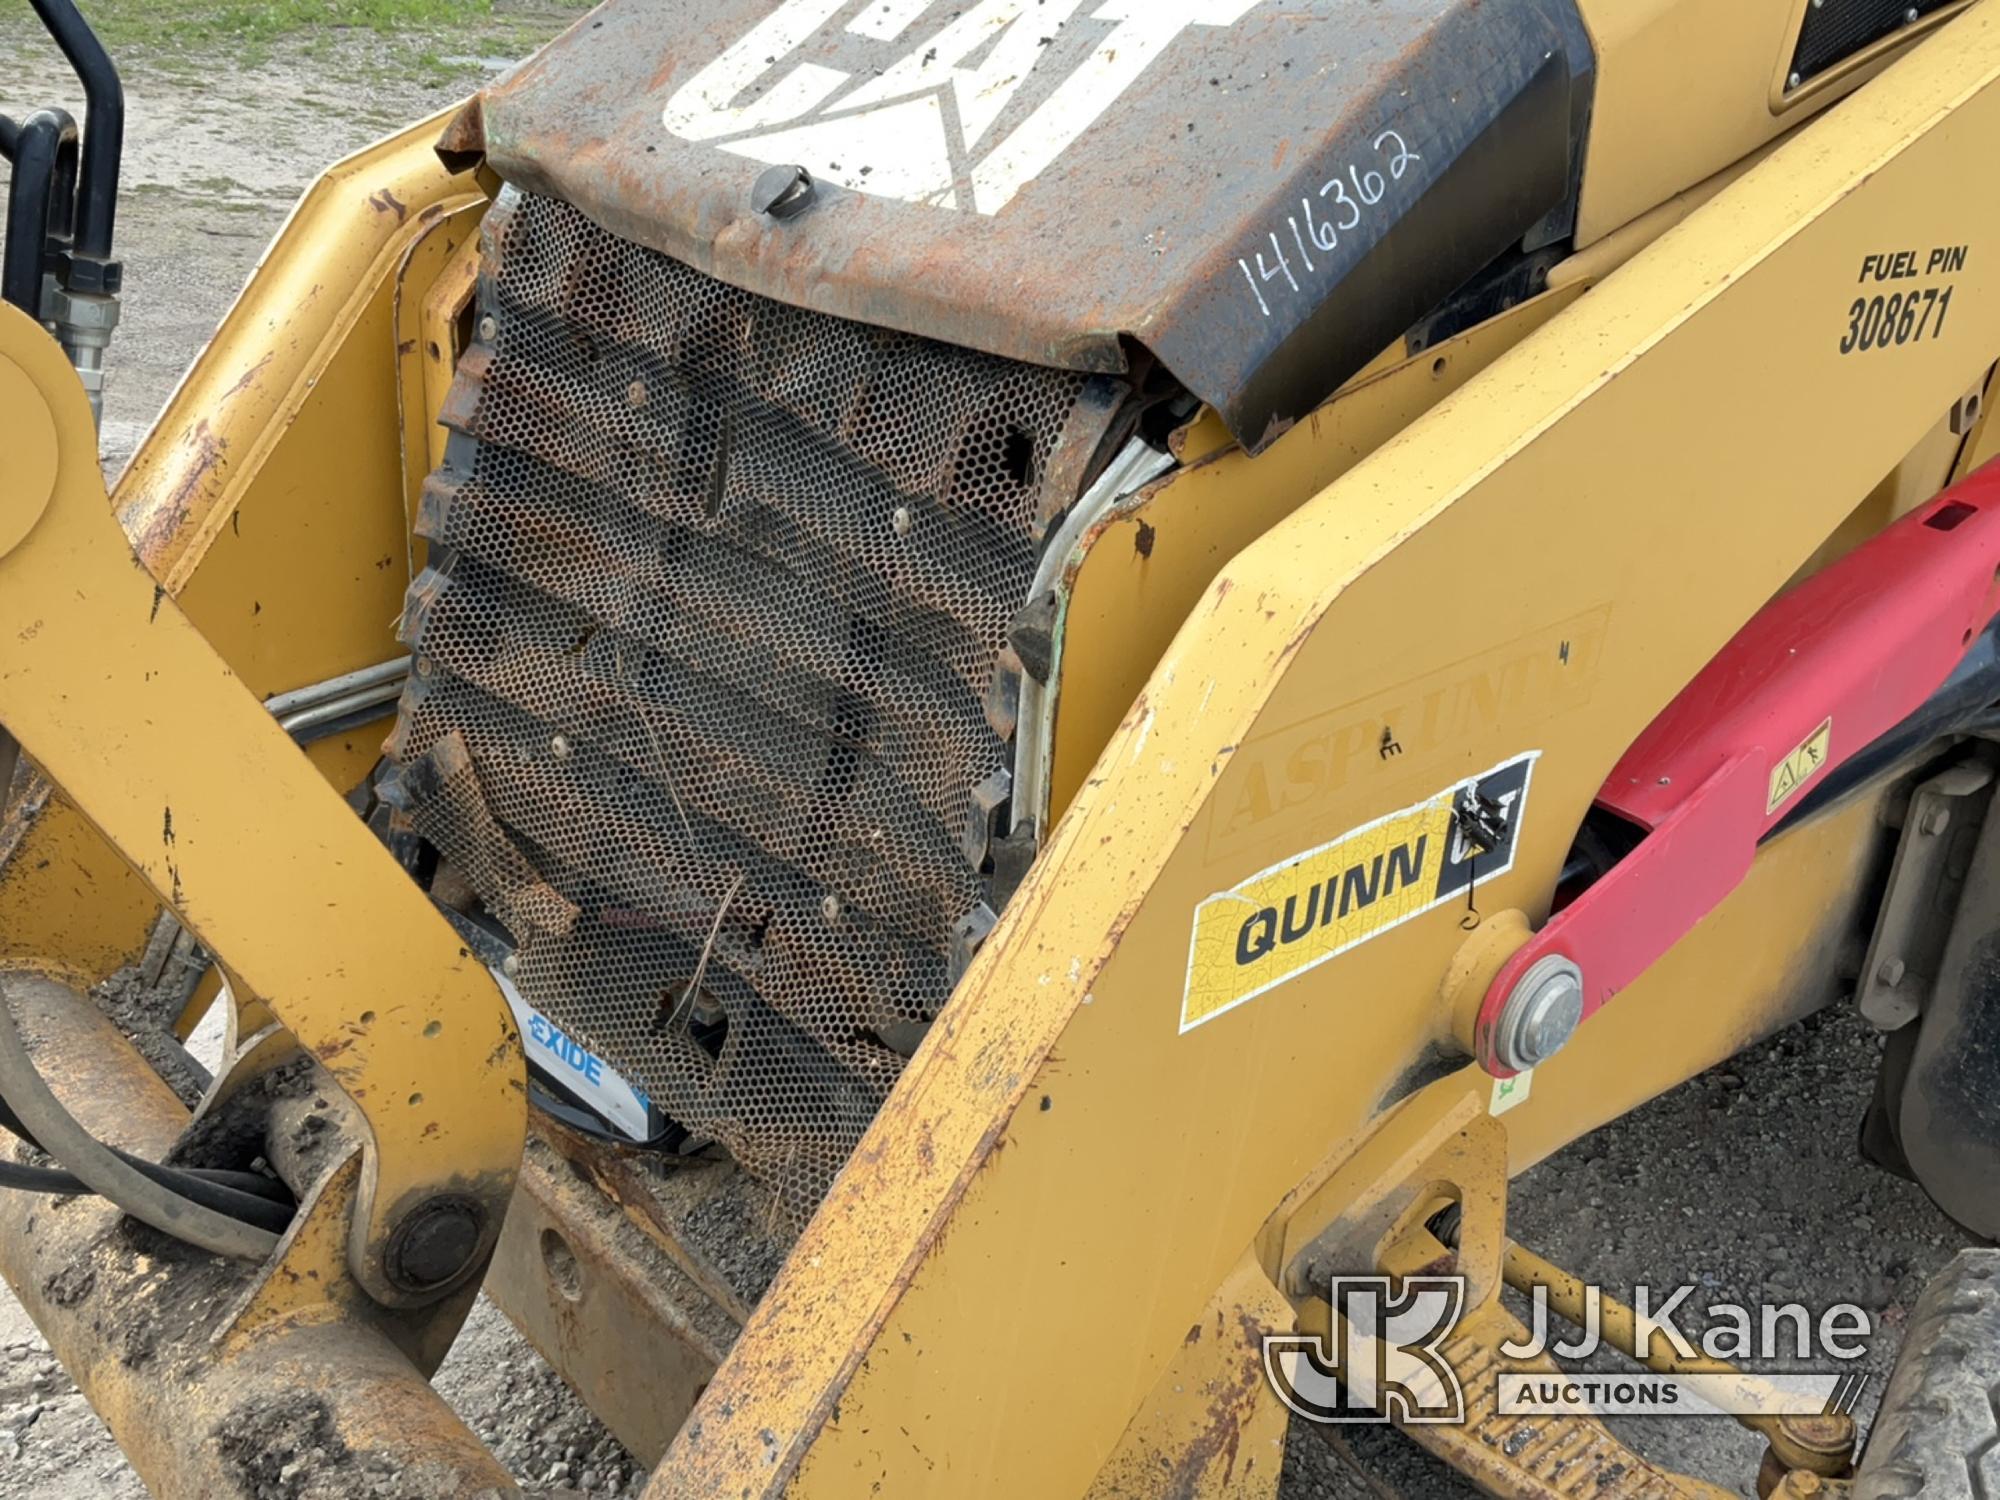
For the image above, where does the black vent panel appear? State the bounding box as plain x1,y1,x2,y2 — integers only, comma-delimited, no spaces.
1790,0,1959,88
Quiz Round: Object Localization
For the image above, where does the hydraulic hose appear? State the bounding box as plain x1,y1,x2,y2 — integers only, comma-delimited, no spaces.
0,981,278,1260
0,1155,293,1232
2,109,75,314
25,0,122,269
0,1091,293,1228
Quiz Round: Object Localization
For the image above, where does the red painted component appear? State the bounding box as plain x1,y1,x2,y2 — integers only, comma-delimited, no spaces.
1477,465,2000,1076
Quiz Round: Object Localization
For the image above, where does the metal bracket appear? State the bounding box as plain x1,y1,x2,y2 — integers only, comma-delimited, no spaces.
1858,760,1997,1028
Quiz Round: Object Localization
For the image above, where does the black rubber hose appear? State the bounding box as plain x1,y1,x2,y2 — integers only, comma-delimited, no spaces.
2,109,74,314
0,986,277,1259
0,114,19,162
47,122,78,246
0,1090,293,1214
25,0,121,265
0,1152,294,1232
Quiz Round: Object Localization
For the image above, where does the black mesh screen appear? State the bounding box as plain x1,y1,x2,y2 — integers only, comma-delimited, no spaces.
1791,0,1958,87
388,189,1118,1221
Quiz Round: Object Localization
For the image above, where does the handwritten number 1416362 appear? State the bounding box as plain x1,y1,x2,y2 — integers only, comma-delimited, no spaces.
1239,129,1423,318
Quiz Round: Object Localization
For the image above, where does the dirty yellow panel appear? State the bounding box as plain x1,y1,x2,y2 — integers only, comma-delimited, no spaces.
0,299,524,1304
0,121,484,987
171,287,416,701
1050,287,1585,825
0,788,158,982
398,208,485,554
1572,0,1965,245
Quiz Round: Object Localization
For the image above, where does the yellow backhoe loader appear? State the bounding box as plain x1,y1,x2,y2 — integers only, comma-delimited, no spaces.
1,0,1998,1495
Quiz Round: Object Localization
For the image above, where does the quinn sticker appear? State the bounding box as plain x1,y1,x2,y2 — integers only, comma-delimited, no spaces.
1181,753,1539,1032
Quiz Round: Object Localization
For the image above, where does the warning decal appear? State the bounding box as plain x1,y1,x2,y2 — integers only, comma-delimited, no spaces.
1181,752,1539,1033
1766,719,1833,815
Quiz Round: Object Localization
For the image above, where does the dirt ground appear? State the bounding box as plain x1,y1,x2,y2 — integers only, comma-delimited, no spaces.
0,7,1982,1497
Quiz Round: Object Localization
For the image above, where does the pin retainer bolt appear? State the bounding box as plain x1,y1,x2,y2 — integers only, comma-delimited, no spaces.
386,1195,486,1293
1492,954,1586,1073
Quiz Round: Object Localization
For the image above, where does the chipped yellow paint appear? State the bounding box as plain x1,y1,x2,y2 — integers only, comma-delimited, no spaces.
0,116,493,985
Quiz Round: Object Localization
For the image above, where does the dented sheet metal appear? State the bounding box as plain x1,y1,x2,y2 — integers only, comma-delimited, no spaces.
471,0,1589,450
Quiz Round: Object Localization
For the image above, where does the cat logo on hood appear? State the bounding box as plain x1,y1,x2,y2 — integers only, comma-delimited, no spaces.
664,0,1262,215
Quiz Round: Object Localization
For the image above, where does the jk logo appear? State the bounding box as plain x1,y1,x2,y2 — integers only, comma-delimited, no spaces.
1264,1276,1467,1425
663,0,1263,214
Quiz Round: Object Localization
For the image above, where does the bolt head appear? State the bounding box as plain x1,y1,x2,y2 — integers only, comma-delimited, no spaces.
891,505,914,536
1787,71,1803,90
502,952,521,978
550,733,573,760
1904,6,1919,21
1878,956,1907,988
821,894,843,923
1920,806,1951,836
1493,955,1585,1072
627,380,648,408
478,315,498,343
751,164,816,221
388,1196,486,1293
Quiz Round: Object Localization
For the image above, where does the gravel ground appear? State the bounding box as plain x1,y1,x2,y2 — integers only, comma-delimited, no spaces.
0,11,1981,1497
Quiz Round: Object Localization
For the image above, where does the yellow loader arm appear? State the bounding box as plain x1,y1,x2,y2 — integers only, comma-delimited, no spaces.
0,300,524,1489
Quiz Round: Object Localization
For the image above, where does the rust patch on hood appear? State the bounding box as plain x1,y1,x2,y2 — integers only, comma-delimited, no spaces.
471,0,1587,450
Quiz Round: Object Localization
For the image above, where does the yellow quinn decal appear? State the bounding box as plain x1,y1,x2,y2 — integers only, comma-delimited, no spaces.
1767,718,1833,814
1181,752,1539,1032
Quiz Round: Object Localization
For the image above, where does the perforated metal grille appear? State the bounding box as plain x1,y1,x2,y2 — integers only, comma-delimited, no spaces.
387,189,1109,1219
1789,0,1957,86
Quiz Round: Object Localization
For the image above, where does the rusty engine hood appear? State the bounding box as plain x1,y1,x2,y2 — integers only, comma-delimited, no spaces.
467,0,1591,452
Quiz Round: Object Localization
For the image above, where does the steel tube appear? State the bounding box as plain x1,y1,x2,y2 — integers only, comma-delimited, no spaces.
262,656,412,720
266,656,411,741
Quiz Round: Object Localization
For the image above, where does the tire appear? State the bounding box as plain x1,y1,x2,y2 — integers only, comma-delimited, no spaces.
1853,1249,2000,1499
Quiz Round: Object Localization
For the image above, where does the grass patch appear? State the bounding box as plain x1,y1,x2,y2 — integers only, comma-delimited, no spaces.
85,0,496,46
69,0,597,69
34,0,602,87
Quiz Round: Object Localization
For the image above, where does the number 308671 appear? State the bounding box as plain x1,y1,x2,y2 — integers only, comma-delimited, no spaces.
1840,286,1954,354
